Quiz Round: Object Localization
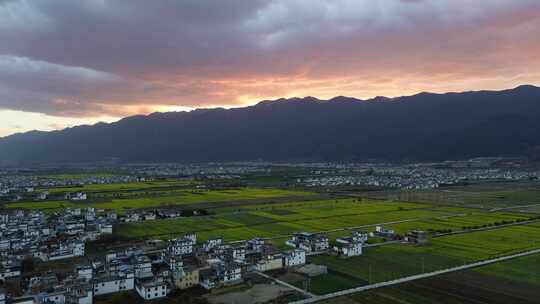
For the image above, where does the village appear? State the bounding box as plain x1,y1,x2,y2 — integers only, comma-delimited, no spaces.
0,160,538,304
300,164,540,190
0,205,428,304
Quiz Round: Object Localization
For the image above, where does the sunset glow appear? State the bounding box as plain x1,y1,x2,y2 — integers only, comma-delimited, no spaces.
1,0,540,136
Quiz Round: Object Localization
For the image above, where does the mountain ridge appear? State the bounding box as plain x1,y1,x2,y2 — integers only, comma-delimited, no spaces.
1,84,539,164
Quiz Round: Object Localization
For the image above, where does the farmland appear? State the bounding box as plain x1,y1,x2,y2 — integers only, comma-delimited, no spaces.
294,222,540,295
6,185,314,212
42,180,193,193
363,180,540,212
3,171,540,303
321,254,540,304
117,197,537,245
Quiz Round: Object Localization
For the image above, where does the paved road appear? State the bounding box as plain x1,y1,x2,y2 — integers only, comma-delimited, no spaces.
289,248,540,304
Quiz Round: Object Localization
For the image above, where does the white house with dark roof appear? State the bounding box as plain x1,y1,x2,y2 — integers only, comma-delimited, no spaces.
334,231,368,257
135,278,168,300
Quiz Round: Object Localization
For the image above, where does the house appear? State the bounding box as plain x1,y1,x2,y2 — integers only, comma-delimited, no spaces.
373,225,395,238
231,245,246,262
406,230,428,245
36,290,66,304
286,232,329,252
99,224,113,234
76,266,93,281
167,235,196,256
334,231,368,257
0,259,21,281
92,271,134,296
135,278,168,300
203,238,223,252
143,213,156,221
44,241,85,261
64,222,85,235
246,238,265,253
70,193,87,201
65,283,93,304
200,260,242,289
36,192,49,200
133,256,153,279
283,250,306,267
213,261,242,284
28,272,59,292
0,240,10,252
253,253,283,272
172,263,200,290
123,213,140,223
164,254,183,272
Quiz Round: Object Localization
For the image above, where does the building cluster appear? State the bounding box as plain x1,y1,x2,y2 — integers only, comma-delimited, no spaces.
0,175,139,200
126,162,271,178
120,208,207,223
0,200,427,304
0,231,312,304
297,159,540,190
0,208,114,282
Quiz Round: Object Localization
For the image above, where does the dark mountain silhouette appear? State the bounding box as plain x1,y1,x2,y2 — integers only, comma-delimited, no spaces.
1,85,540,164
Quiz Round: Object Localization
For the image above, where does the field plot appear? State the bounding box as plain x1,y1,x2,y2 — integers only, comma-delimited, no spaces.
117,200,431,239
6,186,313,212
116,198,534,247
385,212,531,234
41,180,193,193
6,200,70,213
320,254,540,304
301,222,540,295
363,181,540,211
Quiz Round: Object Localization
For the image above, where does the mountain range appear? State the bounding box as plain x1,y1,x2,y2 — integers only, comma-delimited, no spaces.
1,85,540,164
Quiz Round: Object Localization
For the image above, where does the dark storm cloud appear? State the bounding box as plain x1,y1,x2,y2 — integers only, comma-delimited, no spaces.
1,0,540,117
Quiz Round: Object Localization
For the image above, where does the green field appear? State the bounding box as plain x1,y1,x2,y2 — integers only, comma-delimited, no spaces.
42,180,193,193
115,197,537,249
118,199,431,239
38,173,119,180
475,253,540,285
363,181,540,212
322,253,540,304
6,187,313,212
301,222,540,295
385,212,531,234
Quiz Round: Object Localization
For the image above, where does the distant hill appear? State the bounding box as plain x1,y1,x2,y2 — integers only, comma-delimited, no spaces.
1,85,540,164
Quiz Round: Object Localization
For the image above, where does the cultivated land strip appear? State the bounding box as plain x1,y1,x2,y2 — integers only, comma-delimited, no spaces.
119,203,464,239
432,218,540,238
289,248,540,303
490,203,540,212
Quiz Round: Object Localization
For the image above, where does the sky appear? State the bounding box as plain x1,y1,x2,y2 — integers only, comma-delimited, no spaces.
1,0,540,137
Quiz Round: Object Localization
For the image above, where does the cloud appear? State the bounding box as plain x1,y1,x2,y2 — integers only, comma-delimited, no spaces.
0,0,539,118
0,55,125,115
